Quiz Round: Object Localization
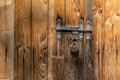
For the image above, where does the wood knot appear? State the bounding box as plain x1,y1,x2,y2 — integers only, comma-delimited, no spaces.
116,12,120,16
98,8,102,14
43,0,48,5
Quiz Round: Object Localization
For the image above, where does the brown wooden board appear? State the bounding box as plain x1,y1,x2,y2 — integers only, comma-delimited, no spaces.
64,0,85,80
48,0,65,80
0,0,8,78
103,0,120,80
15,0,31,80
0,0,14,80
32,0,48,80
92,0,120,80
92,0,103,79
84,0,93,80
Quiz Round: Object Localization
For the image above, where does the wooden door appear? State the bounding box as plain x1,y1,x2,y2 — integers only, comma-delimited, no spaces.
9,0,120,80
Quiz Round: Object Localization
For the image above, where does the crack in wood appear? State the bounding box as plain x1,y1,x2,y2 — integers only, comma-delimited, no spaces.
5,47,7,62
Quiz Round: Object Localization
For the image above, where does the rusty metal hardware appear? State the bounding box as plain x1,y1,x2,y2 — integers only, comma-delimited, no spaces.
86,20,92,41
56,25,92,33
56,18,93,57
56,18,62,41
78,18,84,40
56,18,93,40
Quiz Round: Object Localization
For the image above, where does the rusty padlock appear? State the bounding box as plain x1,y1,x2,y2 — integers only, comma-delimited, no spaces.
70,38,79,57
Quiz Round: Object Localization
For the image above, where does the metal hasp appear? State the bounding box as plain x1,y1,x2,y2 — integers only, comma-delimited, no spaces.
56,18,93,57
56,18,93,40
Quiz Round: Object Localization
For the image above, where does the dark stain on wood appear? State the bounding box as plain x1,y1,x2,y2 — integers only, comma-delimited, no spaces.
115,36,118,64
5,47,7,62
102,44,104,65
97,49,100,66
116,48,118,64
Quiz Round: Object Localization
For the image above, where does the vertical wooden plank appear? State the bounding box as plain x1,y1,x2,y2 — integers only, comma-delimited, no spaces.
65,0,84,80
85,0,92,20
84,0,93,80
66,0,80,26
116,1,120,79
80,1,85,80
48,0,56,57
22,0,31,80
48,0,65,80
0,0,8,79
0,0,14,80
92,0,104,80
92,0,120,80
104,0,120,80
7,0,15,79
32,0,48,80
15,0,31,80
80,0,85,18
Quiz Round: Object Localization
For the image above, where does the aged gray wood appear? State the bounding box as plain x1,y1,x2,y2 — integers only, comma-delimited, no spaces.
0,0,14,80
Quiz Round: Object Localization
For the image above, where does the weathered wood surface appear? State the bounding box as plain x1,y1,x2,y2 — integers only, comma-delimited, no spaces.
0,0,8,78
0,0,14,80
1,0,120,80
80,0,85,18
65,0,85,80
15,0,31,80
48,0,65,80
84,0,93,80
32,0,48,80
92,0,103,79
103,0,120,80
92,0,120,80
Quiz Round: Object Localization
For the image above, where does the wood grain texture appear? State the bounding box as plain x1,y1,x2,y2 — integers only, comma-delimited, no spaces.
84,0,93,80
0,0,14,80
0,0,8,78
92,0,104,80
65,0,84,80
48,0,56,57
66,0,80,26
48,0,65,80
92,0,120,80
15,0,31,80
103,0,120,80
80,0,85,18
48,58,64,80
32,0,48,80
